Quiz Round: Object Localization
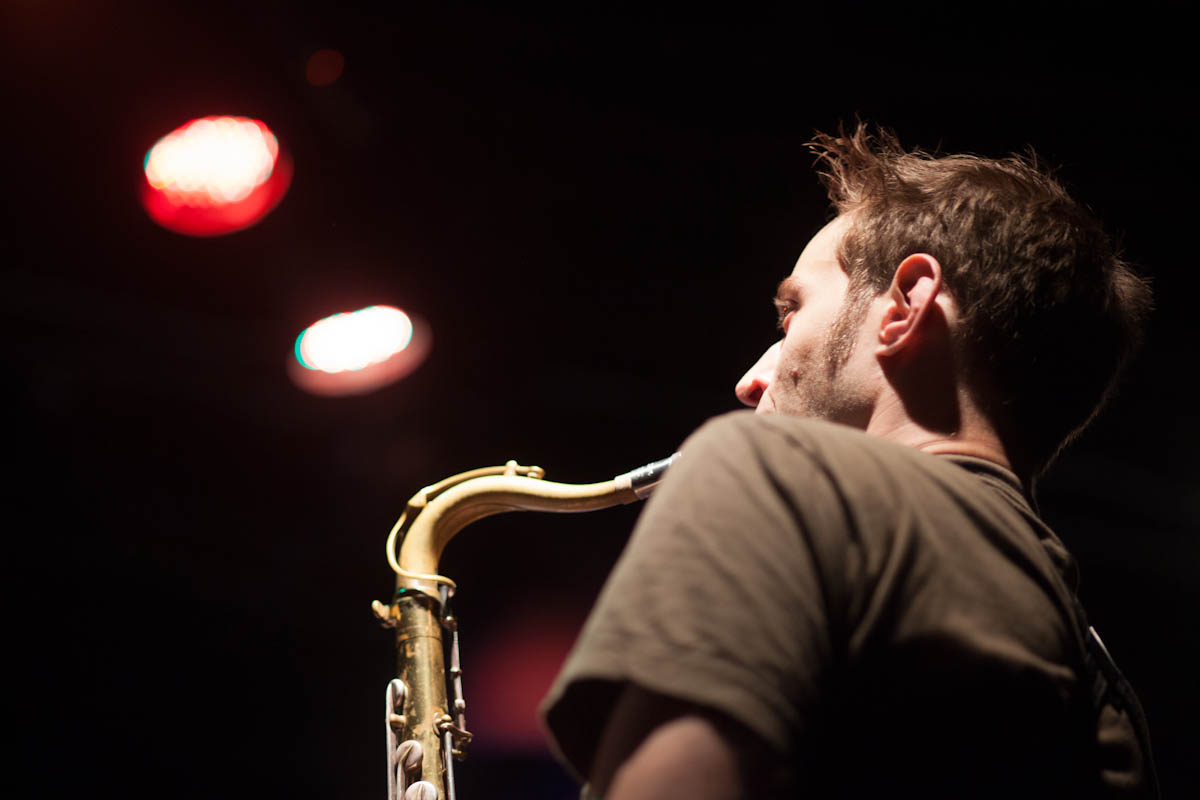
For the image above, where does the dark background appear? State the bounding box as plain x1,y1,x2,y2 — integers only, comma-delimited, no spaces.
5,3,1197,798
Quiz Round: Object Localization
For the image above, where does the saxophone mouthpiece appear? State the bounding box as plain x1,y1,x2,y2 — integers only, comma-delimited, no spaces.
617,452,681,499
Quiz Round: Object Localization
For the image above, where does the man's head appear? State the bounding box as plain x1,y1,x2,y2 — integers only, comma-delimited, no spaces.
736,216,881,426
738,124,1151,477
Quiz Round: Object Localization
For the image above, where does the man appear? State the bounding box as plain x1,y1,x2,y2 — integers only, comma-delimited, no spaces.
540,125,1159,798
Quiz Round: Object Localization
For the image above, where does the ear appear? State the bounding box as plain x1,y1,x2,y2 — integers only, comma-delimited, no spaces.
876,253,944,357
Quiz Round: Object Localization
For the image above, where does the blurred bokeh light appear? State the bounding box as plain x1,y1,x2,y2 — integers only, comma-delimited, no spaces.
305,49,345,86
140,115,292,236
290,305,431,396
471,611,582,754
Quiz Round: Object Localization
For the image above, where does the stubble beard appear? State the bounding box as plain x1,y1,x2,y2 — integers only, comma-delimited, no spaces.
794,282,876,426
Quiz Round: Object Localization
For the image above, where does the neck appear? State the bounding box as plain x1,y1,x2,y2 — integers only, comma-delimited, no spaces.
864,388,1018,477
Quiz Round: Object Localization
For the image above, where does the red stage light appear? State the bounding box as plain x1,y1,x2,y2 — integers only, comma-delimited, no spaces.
140,116,292,237
289,305,432,396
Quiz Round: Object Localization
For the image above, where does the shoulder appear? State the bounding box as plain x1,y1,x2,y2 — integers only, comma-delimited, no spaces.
677,410,960,502
679,410,887,471
685,409,940,463
648,411,859,531
684,408,865,448
679,413,1073,643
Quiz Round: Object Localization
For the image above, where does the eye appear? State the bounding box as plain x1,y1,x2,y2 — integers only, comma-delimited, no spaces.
774,298,797,332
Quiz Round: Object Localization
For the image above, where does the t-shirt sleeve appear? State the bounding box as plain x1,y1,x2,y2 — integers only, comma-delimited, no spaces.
540,411,849,780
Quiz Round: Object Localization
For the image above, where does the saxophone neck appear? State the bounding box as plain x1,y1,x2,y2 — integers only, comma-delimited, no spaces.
391,454,681,598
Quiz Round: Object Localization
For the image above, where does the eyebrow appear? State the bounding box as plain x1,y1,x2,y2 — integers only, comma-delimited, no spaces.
774,276,802,302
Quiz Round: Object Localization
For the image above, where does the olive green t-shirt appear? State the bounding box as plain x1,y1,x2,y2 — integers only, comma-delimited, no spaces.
542,412,1151,797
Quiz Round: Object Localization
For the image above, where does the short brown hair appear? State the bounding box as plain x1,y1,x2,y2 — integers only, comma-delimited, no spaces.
809,123,1151,476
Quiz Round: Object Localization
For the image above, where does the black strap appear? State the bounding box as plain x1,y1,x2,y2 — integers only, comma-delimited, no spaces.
1075,597,1161,798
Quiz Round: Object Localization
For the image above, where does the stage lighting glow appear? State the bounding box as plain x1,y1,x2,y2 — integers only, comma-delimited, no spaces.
140,115,292,236
297,305,414,373
145,117,278,205
289,305,431,396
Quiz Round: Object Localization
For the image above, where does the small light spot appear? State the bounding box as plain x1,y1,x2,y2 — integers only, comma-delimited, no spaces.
306,49,345,87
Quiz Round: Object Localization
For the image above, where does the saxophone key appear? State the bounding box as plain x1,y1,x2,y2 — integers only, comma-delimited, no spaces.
373,600,399,628
404,781,438,800
397,740,423,775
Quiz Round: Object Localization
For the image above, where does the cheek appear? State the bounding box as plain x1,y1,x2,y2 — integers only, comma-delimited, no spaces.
778,328,820,374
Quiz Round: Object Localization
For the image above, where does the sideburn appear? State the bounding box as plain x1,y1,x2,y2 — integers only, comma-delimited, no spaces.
824,280,877,375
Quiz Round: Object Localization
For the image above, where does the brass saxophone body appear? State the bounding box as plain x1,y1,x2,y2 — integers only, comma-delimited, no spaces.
372,455,678,800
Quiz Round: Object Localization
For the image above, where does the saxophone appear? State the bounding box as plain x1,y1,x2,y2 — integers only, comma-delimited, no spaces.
371,454,679,800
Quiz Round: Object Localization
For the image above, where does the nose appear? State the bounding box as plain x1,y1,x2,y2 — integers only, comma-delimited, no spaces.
735,342,780,409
